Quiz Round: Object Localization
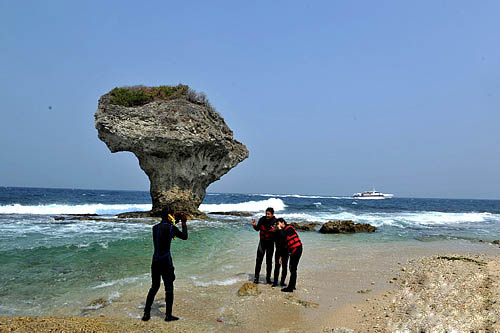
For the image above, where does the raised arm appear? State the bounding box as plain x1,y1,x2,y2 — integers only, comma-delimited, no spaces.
252,218,260,231
173,213,188,240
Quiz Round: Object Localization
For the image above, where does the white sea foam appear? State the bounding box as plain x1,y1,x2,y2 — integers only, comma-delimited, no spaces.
190,276,242,287
199,198,285,213
0,203,152,215
392,212,495,226
108,291,120,303
277,210,500,228
92,275,148,290
253,193,350,199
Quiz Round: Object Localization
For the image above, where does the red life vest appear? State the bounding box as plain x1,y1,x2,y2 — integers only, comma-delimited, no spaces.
285,225,302,254
258,217,276,240
260,223,274,240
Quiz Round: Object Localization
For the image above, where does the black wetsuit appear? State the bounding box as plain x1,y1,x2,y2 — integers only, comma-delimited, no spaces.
144,221,188,317
253,216,276,283
273,229,289,286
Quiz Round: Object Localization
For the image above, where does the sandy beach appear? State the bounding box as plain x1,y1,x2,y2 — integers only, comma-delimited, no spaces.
2,239,499,332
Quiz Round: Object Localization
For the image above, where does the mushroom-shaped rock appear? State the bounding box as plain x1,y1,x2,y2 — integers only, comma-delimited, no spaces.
95,85,249,217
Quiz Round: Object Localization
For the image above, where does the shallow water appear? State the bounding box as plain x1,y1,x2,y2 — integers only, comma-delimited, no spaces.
0,187,499,316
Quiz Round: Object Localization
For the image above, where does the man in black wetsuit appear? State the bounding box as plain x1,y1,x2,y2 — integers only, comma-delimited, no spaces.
251,207,276,284
275,218,303,292
142,206,188,322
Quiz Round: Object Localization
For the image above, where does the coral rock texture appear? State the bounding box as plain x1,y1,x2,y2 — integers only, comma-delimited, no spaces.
319,220,376,233
95,87,248,217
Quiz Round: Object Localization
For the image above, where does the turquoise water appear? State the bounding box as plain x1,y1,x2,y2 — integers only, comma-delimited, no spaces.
1,187,500,315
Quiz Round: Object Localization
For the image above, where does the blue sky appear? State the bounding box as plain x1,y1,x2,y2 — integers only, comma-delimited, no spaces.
1,0,499,199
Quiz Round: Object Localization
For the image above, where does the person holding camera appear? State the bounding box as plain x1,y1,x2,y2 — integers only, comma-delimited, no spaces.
142,206,188,322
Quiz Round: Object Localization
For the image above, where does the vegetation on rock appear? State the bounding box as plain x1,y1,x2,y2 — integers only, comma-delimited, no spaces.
108,84,212,108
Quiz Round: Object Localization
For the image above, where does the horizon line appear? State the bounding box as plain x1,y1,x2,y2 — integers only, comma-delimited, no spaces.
1,185,498,201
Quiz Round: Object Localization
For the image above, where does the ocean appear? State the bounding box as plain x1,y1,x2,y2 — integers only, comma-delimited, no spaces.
1,186,499,317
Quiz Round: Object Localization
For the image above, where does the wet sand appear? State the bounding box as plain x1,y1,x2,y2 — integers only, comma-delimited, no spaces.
1,239,499,332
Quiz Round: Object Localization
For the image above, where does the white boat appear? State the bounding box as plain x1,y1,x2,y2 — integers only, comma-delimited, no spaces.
352,188,394,199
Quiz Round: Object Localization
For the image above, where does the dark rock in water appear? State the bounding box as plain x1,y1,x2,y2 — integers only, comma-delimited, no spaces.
116,211,155,219
54,214,100,221
53,214,155,224
88,297,107,307
210,211,254,217
319,220,376,234
95,85,249,218
68,214,99,217
81,297,109,316
492,240,500,245
237,282,261,296
290,222,320,231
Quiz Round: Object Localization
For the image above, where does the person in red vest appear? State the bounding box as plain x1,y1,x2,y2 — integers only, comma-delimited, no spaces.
275,218,303,292
251,207,277,284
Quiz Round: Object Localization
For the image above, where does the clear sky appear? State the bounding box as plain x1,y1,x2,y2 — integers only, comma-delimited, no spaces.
1,0,499,199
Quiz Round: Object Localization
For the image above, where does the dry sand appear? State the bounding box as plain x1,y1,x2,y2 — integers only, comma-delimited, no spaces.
1,240,500,332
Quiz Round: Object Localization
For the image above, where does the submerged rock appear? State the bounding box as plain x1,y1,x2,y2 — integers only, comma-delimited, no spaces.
116,211,155,219
81,297,109,316
319,220,376,233
237,282,261,296
290,222,320,231
209,211,254,217
95,85,249,217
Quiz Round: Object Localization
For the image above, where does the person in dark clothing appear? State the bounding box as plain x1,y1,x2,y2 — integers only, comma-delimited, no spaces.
272,219,289,287
251,207,276,284
142,206,188,322
275,218,303,292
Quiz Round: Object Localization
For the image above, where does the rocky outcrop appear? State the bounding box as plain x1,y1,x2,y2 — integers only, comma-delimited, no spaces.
95,85,249,217
237,282,260,296
319,220,376,233
290,222,320,231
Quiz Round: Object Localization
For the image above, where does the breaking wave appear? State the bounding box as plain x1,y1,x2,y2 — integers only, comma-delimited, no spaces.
277,211,500,228
253,193,351,199
199,198,285,213
0,203,152,215
189,276,243,287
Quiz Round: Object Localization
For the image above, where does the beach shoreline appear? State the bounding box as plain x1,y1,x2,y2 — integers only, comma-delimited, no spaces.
2,239,499,332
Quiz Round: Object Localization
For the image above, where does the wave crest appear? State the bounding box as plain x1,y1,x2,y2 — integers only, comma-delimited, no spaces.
199,198,285,213
0,203,152,215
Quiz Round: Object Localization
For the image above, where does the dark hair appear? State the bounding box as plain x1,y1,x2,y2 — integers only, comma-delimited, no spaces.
277,218,286,224
161,206,174,220
266,207,274,214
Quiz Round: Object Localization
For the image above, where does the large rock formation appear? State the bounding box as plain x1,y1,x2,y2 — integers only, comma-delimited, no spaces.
95,85,249,217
